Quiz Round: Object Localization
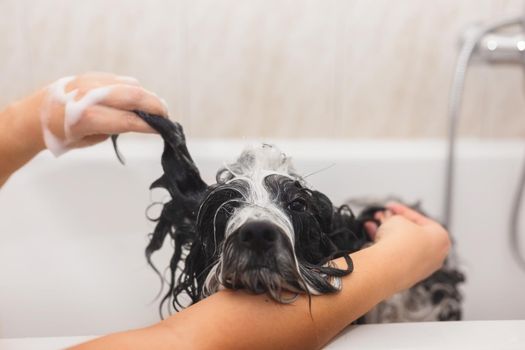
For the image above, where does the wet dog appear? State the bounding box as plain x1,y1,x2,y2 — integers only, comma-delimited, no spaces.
121,111,464,322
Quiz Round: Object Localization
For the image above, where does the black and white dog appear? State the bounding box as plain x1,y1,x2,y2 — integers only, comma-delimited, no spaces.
127,111,464,323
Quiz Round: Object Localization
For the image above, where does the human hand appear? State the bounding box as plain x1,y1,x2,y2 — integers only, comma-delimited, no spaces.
363,203,451,292
21,72,168,156
0,72,169,186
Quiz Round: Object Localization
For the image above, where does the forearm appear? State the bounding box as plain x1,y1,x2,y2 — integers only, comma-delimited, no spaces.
0,90,46,186
166,244,404,350
70,324,183,350
71,244,405,350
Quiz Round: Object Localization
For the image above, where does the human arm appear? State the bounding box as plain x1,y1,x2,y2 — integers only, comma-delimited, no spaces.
0,72,168,186
71,203,451,350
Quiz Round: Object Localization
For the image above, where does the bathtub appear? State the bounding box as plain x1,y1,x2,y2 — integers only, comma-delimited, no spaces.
1,137,524,339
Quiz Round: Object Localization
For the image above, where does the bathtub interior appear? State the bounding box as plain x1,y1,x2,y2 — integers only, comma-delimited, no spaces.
0,136,524,338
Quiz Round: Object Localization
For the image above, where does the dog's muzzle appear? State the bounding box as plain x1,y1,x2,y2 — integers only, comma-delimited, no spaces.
221,220,300,295
238,221,280,254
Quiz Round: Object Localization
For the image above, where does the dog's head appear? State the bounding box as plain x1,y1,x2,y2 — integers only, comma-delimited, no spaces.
198,144,369,300
135,113,369,314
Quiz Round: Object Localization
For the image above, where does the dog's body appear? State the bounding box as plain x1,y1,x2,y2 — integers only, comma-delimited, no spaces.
129,111,464,322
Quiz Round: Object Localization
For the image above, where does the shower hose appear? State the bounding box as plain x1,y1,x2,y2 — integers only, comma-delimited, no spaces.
444,16,525,271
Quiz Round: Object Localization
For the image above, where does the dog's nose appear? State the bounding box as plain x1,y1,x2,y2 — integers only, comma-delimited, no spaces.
238,221,279,251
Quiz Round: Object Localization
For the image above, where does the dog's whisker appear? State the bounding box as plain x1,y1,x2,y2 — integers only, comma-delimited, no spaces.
211,198,244,256
303,163,337,179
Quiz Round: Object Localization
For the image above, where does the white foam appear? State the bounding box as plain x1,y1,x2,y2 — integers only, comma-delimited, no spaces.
40,76,112,156
41,122,67,156
63,86,111,139
40,76,75,156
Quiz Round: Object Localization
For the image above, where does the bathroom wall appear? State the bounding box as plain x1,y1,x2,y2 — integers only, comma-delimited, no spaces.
0,0,523,138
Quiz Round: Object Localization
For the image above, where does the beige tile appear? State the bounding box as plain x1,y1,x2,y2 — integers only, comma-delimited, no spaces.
184,0,341,138
0,0,523,138
339,0,499,138
0,0,189,126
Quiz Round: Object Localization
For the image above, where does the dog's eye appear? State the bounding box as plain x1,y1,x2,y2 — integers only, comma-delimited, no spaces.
288,198,307,212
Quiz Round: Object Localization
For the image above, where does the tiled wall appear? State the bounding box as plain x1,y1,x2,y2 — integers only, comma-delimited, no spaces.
1,0,524,138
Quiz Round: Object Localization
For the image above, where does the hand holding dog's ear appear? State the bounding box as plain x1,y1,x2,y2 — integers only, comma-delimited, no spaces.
0,72,169,186
371,203,451,291
15,72,169,153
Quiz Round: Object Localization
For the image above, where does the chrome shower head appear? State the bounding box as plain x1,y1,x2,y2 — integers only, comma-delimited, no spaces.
465,17,525,65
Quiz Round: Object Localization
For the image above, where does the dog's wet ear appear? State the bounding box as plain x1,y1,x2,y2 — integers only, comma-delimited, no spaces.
304,191,361,262
134,111,208,203
126,111,208,316
297,190,356,293
309,190,370,255
309,190,334,232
